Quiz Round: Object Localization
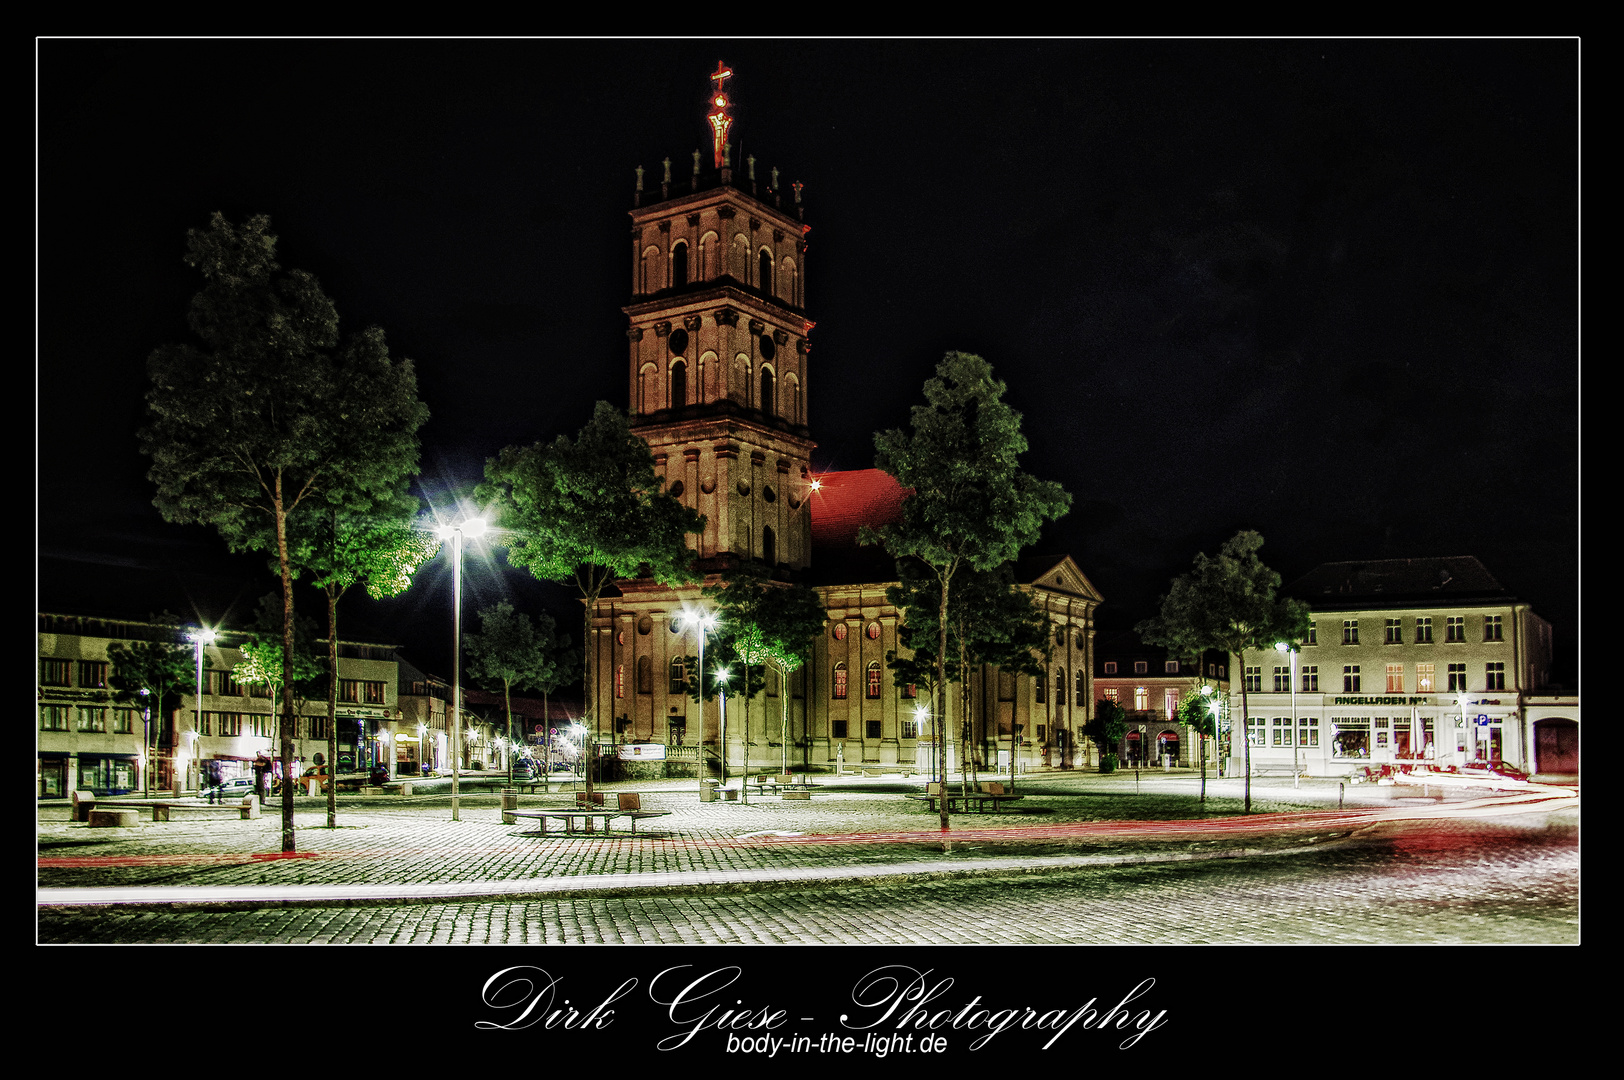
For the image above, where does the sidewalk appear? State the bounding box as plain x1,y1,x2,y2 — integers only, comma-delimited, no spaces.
37,772,1577,910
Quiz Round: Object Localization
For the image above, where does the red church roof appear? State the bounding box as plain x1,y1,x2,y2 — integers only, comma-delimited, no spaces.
808,468,910,552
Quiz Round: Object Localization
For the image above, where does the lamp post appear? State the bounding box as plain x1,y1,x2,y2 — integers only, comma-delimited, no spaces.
681,610,718,785
436,516,486,822
188,627,215,796
915,703,933,785
139,687,150,795
1456,692,1470,767
1275,642,1299,787
716,667,731,788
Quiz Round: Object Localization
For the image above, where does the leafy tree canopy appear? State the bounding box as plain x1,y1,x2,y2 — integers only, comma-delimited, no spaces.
1088,697,1129,756
702,563,826,687
107,613,192,716
886,559,1051,690
1136,530,1311,660
464,602,575,698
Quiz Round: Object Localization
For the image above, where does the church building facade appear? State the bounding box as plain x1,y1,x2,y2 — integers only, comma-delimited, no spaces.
583,65,1102,778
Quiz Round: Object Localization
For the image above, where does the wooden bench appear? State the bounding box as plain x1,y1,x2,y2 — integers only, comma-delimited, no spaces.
510,809,622,835
99,797,262,821
88,808,139,828
907,782,1026,814
616,793,672,833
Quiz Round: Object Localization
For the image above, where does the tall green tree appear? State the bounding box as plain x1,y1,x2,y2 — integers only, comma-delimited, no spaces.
702,564,826,777
140,213,428,852
1137,530,1310,812
478,401,703,796
463,602,576,782
107,614,192,796
296,499,439,825
863,352,1071,845
1087,696,1129,771
233,594,324,757
887,561,1051,791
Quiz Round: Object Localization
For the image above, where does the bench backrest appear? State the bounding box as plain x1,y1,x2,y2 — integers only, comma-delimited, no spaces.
617,792,642,811
576,791,605,807
981,782,1006,795
926,782,942,796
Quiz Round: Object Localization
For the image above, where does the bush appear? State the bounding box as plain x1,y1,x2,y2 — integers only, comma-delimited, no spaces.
1099,753,1119,774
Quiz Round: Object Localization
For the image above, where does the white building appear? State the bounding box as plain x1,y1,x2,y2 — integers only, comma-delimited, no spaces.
1228,557,1577,780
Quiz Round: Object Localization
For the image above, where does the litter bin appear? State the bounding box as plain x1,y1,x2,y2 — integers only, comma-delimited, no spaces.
700,779,719,803
501,791,520,824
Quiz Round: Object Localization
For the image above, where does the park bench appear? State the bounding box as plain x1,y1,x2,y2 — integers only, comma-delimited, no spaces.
99,796,262,821
907,782,1025,814
510,808,622,835
615,792,672,833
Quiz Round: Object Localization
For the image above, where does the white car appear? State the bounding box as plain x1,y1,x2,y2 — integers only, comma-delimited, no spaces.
202,777,256,802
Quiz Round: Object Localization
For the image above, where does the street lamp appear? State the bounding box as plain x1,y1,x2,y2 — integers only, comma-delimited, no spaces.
188,627,215,796
139,687,150,795
680,609,718,783
1275,641,1299,788
914,703,933,784
1456,693,1470,766
436,516,486,822
716,666,731,788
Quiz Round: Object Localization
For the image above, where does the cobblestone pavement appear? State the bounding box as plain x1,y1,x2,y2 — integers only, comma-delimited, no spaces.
35,773,1578,944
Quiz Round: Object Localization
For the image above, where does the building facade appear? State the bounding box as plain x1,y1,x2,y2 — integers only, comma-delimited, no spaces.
1093,635,1231,770
37,612,503,797
582,67,1101,777
1226,557,1577,779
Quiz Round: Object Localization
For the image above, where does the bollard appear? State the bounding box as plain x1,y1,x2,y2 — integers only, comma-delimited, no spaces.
501,791,520,824
1339,781,1345,809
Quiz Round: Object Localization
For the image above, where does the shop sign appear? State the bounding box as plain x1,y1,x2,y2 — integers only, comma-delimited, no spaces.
617,743,667,761
1331,696,1433,706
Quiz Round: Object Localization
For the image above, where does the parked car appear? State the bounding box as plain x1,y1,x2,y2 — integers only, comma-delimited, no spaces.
202,777,256,802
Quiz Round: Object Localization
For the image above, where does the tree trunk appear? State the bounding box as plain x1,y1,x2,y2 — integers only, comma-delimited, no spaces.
326,586,340,828
936,573,952,850
1238,649,1252,813
274,473,297,854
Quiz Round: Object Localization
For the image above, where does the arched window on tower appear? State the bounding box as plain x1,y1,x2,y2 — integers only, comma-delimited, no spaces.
782,256,798,306
759,249,773,295
637,363,658,416
866,661,883,699
762,525,776,566
785,373,801,424
832,662,848,700
1076,670,1087,707
671,240,688,288
699,231,718,280
669,359,687,410
759,365,775,417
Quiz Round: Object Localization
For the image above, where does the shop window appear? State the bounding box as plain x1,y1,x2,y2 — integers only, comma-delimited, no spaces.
1330,718,1371,758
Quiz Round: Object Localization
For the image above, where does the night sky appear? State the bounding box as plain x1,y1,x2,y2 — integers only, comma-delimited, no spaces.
36,39,1578,689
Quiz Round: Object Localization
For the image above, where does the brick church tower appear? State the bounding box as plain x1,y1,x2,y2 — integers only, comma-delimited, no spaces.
624,61,816,574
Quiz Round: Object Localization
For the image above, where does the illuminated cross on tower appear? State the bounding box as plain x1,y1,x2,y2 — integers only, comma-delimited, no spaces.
707,61,734,168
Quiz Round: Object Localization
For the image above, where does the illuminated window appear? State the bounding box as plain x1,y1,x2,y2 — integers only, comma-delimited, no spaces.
1386,664,1405,693
1133,687,1148,711
76,707,106,733
866,622,881,640
1247,716,1266,746
1298,717,1318,746
616,664,624,699
866,661,882,699
1301,666,1319,692
1415,617,1433,643
1447,663,1467,692
1416,663,1435,693
1484,615,1503,642
1342,620,1360,645
1103,688,1119,704
1446,617,1465,643
1385,619,1403,644
832,662,847,700
1343,665,1361,692
832,623,847,640
1272,717,1293,746
1165,689,1179,718
1374,716,1390,748
1330,718,1371,758
1485,662,1505,691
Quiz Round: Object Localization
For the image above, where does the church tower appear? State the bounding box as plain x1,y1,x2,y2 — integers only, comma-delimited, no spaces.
624,62,816,574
